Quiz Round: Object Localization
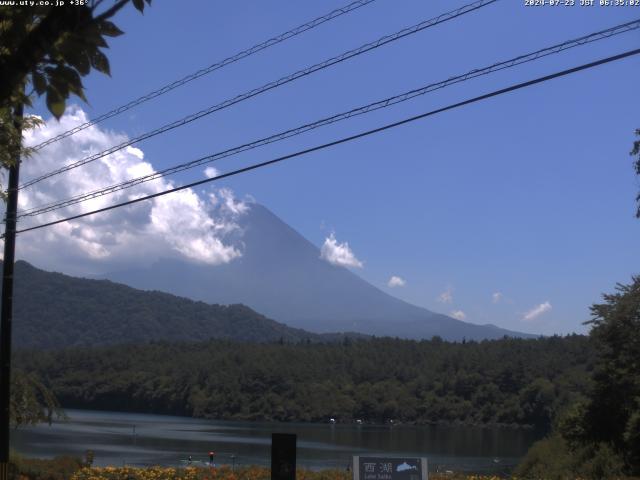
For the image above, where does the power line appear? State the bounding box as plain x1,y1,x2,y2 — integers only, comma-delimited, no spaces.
28,0,378,152
10,47,640,237
19,0,498,190
17,19,640,219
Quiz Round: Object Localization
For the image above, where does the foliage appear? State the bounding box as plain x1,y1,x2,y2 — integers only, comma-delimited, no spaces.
514,434,574,480
515,433,628,480
8,453,84,480
0,111,42,200
580,276,640,474
517,276,640,478
68,465,512,480
4,260,346,349
15,334,594,429
9,369,65,427
11,460,640,480
633,129,640,218
0,0,151,116
0,0,151,198
71,465,211,480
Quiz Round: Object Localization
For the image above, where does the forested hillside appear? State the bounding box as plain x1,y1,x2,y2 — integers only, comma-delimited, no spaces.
4,260,355,348
16,335,594,430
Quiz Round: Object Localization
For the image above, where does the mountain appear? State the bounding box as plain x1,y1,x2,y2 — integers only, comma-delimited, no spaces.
105,203,534,341
2,260,349,349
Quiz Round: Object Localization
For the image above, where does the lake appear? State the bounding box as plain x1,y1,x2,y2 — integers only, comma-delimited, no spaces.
11,409,542,474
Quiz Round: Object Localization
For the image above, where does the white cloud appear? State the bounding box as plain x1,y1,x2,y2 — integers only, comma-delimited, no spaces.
387,276,406,288
7,106,248,274
492,291,503,304
437,286,453,304
320,233,363,268
217,187,248,216
126,146,144,160
149,189,240,265
450,310,466,321
204,166,219,179
523,301,552,322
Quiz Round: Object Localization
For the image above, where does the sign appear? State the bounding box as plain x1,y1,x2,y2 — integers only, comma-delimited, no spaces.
271,433,296,480
353,456,428,480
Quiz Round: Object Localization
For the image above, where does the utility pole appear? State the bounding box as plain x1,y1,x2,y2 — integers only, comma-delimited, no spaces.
0,101,23,480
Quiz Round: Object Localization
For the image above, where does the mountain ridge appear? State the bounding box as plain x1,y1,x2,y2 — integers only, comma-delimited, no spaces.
104,203,535,340
2,260,364,349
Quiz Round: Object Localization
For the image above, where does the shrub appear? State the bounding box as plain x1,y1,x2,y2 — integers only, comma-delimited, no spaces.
514,434,573,480
9,454,84,480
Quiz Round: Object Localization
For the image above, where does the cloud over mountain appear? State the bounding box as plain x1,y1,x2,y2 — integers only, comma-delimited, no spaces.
320,233,363,268
437,286,453,304
388,275,406,288
8,107,247,274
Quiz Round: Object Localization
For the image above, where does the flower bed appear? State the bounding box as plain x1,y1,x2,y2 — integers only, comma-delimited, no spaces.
70,465,506,480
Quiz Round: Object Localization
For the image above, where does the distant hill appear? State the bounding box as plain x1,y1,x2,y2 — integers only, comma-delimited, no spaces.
2,260,350,349
106,203,534,341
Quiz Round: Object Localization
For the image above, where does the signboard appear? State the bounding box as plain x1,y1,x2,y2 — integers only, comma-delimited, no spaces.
353,456,428,480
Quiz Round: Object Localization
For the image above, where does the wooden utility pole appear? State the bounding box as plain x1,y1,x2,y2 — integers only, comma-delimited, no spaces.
0,101,23,480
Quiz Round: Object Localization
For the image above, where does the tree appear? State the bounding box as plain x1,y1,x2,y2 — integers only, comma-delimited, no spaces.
518,277,640,478
632,129,640,217
0,0,152,193
0,113,41,201
0,0,151,433
582,276,640,474
1,0,152,113
10,370,65,427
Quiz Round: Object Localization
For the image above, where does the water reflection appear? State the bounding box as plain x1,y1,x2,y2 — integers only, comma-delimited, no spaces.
12,409,542,473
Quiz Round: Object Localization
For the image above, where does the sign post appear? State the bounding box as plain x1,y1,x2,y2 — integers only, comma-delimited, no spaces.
271,433,296,480
353,456,428,480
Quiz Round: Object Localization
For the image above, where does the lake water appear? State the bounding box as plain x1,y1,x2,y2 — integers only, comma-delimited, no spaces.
11,409,542,474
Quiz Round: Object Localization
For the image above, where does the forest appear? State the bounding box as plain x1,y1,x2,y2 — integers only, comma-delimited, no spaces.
11,275,640,478
15,334,593,430
3,260,360,349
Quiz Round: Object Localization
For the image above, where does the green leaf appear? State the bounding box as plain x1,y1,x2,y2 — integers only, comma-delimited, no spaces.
72,22,109,49
83,24,109,48
99,20,124,37
56,66,87,102
89,49,110,76
31,70,46,95
71,52,91,76
93,35,109,48
48,72,70,99
46,86,66,119
67,78,87,103
56,65,81,85
132,0,145,12
58,38,91,76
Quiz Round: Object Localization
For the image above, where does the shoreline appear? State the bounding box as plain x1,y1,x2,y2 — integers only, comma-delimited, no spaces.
54,405,541,431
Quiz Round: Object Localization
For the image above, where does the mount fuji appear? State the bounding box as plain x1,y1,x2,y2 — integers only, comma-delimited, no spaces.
104,203,533,341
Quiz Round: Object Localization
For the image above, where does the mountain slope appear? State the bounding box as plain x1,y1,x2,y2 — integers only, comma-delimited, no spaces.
3,260,334,349
106,204,534,341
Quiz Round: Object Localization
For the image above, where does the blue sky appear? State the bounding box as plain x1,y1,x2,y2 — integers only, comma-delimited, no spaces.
23,0,640,335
